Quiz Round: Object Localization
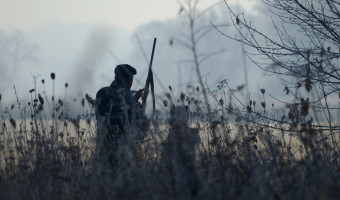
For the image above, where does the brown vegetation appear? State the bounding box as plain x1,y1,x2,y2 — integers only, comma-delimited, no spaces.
0,76,339,199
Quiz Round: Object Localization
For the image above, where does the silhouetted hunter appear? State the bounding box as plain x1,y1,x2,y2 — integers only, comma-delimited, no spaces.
95,64,146,167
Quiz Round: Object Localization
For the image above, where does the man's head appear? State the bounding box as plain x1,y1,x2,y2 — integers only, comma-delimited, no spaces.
114,64,137,89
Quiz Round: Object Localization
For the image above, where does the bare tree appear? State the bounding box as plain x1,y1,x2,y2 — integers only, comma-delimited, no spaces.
175,0,228,116
214,0,340,149
0,31,39,90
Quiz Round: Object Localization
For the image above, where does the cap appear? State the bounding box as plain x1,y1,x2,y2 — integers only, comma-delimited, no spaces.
114,64,137,77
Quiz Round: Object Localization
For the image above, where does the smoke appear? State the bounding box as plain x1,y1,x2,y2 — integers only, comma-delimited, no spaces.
71,27,113,94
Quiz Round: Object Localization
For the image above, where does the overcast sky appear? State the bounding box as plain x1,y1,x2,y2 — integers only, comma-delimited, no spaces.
0,0,286,114
0,0,258,32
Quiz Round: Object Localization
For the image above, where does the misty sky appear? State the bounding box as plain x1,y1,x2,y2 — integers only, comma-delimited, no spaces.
0,0,285,113
0,0,257,32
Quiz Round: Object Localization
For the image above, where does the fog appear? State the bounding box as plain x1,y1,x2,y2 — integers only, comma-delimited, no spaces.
0,1,298,117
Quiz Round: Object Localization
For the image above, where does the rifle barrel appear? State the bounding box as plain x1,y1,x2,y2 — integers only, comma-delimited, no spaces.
142,38,157,115
149,38,157,70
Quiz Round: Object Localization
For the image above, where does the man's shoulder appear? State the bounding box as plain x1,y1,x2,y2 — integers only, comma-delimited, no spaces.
96,86,115,98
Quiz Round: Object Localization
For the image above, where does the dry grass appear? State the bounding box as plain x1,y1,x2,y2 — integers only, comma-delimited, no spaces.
0,79,339,200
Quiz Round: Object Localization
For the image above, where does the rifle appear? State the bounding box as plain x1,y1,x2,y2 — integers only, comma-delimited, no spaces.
141,38,157,118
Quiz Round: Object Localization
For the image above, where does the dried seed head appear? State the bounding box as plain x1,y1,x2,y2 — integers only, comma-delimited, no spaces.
247,105,252,113
42,79,45,84
180,92,185,102
169,86,172,91
305,78,312,92
163,100,168,107
29,89,35,93
196,87,199,92
320,47,325,57
11,105,14,110
300,98,309,116
297,82,302,88
284,86,290,95
51,73,56,80
236,16,240,25
58,99,64,106
219,99,224,106
37,104,43,112
10,118,16,128
81,99,85,107
237,85,244,91
306,49,311,59
261,102,266,108
38,94,44,105
260,89,265,94
166,93,171,100
85,94,95,106
281,115,286,121
65,83,69,88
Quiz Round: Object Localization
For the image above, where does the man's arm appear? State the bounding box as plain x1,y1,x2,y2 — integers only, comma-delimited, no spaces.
134,89,144,102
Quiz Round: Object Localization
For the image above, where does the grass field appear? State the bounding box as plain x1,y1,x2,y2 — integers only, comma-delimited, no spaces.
0,75,339,199
0,108,339,199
